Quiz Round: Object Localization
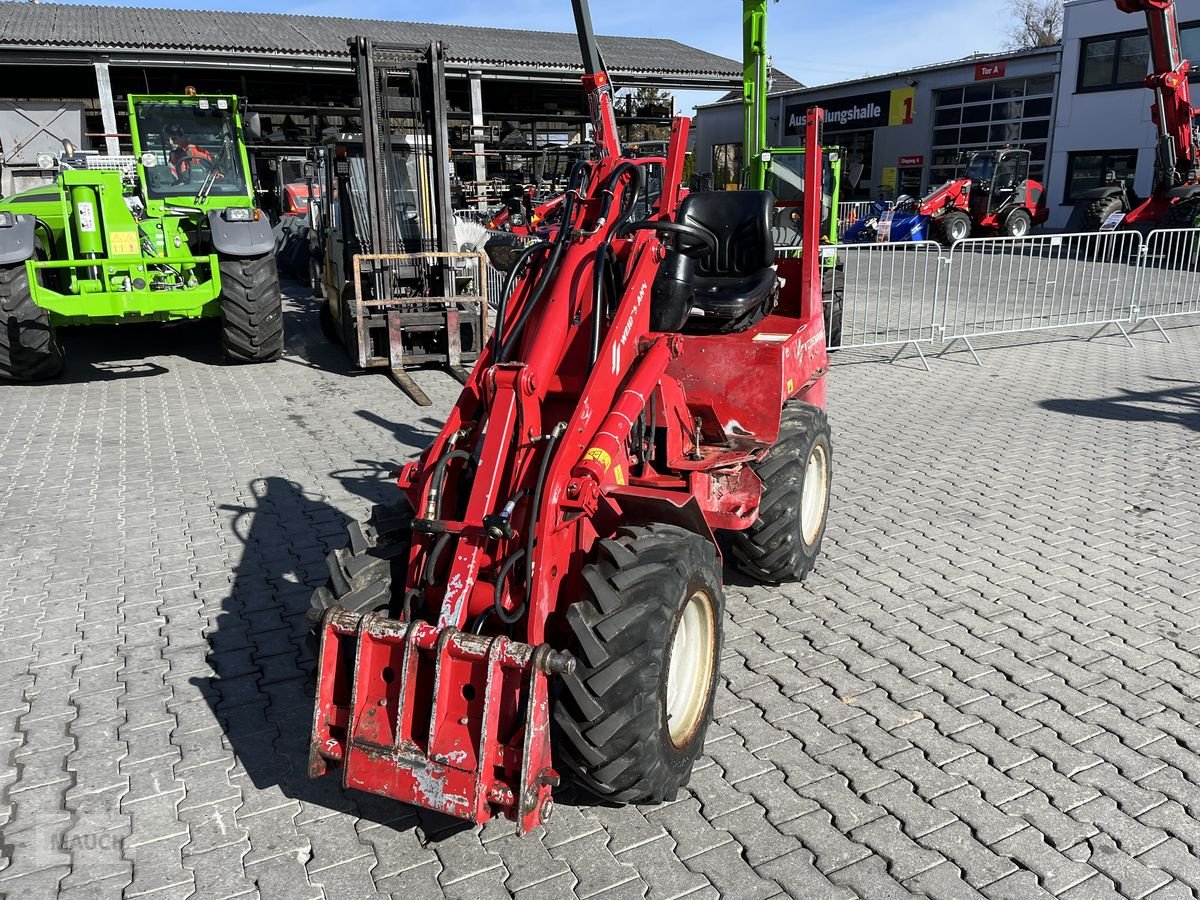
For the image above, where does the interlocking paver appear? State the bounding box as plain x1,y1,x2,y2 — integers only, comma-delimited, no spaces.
1,293,1199,898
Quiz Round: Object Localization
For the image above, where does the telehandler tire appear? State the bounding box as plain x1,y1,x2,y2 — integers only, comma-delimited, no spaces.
0,262,64,383
1080,195,1125,232
309,503,413,627
554,524,724,803
729,402,831,584
219,253,284,363
822,265,844,350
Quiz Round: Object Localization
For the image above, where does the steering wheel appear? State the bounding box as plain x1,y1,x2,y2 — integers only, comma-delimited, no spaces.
620,219,717,258
173,152,223,185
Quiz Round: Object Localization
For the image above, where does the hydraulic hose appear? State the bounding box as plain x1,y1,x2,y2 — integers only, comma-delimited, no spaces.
497,161,590,363
524,422,567,598
424,449,472,521
492,549,528,625
493,240,551,347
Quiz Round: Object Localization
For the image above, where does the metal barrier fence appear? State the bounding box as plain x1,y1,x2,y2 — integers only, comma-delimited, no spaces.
785,227,1200,368
1135,228,1200,334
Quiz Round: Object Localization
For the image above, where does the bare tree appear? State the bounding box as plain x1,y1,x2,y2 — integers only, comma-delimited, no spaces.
1005,0,1064,49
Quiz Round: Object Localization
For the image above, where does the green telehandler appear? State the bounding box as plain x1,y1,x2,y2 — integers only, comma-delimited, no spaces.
0,92,283,382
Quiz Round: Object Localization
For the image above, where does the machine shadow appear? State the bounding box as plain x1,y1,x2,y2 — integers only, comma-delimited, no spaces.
54,318,224,382
196,474,475,841
1040,377,1200,432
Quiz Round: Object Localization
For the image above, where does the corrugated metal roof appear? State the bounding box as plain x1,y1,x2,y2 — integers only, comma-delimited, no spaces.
0,1,743,77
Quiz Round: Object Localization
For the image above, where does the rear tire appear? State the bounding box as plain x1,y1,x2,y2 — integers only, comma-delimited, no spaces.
729,402,832,584
219,253,284,363
554,524,724,803
1081,195,1125,232
309,255,325,300
1003,208,1033,238
821,266,844,350
936,210,972,247
309,503,413,627
0,261,64,383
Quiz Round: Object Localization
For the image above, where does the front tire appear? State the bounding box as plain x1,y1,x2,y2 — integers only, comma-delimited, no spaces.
729,402,832,584
1003,208,1032,238
554,524,724,803
936,210,972,247
219,253,284,363
0,262,64,382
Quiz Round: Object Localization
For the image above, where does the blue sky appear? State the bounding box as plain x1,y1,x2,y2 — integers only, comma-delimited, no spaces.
54,0,1014,110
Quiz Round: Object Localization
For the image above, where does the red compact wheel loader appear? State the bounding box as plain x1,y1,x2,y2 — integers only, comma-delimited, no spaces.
308,0,833,832
919,148,1049,245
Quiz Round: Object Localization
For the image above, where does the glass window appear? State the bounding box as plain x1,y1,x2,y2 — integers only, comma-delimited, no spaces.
1024,97,1053,118
990,122,1022,144
960,125,989,144
993,100,1023,121
962,104,990,124
1079,32,1152,90
1116,33,1151,83
964,84,994,104
934,107,961,126
1080,38,1117,89
1182,23,1200,70
1064,150,1138,202
1026,75,1055,95
933,127,959,146
1021,120,1050,141
993,82,1024,100
936,87,963,107
134,100,250,200
711,143,742,188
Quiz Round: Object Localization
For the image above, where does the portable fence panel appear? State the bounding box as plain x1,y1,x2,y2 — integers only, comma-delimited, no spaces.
823,241,945,349
1135,228,1200,322
941,231,1143,340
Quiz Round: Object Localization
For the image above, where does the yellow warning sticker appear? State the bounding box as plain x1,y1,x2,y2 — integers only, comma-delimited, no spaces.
613,465,625,486
110,231,139,256
583,448,612,471
786,378,795,395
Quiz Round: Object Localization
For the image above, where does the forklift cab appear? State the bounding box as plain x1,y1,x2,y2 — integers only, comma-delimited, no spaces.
965,149,1029,218
762,148,842,247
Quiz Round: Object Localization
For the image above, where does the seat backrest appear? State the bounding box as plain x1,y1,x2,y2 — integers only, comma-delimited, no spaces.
677,190,775,279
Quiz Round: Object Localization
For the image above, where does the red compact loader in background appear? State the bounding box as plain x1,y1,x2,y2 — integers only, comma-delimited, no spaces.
308,0,833,832
919,148,1049,245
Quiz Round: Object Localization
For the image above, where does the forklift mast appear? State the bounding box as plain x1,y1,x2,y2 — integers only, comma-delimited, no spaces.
1115,0,1200,194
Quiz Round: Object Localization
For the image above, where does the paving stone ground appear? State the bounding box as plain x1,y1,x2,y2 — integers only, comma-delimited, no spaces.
0,287,1198,899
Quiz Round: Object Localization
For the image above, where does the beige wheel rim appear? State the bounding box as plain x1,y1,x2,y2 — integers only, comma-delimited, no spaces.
801,442,830,546
666,589,717,747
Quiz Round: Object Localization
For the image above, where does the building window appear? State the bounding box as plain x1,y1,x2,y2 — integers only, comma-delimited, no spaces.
1078,31,1151,91
929,76,1054,189
711,143,742,188
1064,150,1138,203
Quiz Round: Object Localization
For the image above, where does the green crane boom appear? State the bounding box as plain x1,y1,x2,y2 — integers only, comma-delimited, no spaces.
743,0,770,190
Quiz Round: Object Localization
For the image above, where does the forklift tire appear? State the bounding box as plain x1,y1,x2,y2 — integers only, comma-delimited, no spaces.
1164,196,1200,229
1003,209,1033,238
219,253,284,363
822,266,844,350
729,402,831,584
319,300,340,344
0,262,64,383
554,524,724,804
1081,195,1126,232
309,256,325,300
308,503,413,630
936,211,972,247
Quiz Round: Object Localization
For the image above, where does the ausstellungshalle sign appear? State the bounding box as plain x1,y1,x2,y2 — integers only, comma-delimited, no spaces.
785,91,891,135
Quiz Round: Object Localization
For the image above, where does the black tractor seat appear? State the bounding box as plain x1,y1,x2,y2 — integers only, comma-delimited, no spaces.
676,189,778,332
